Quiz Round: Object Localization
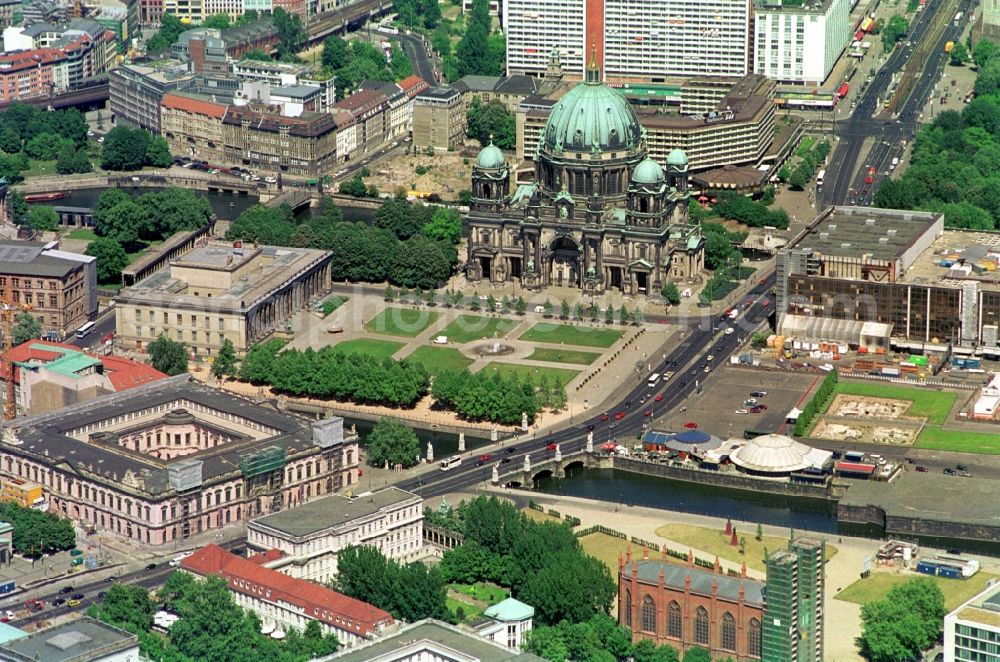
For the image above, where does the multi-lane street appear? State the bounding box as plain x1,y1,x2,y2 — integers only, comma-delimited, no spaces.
394,273,778,498
822,0,973,207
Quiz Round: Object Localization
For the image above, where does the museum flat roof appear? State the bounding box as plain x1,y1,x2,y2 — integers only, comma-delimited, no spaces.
839,471,1000,528
787,207,943,262
249,487,419,539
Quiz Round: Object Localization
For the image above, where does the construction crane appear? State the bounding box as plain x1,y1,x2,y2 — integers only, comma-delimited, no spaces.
2,281,31,421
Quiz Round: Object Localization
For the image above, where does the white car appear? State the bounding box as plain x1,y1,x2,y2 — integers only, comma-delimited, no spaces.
264,176,277,184
706,355,714,361
735,409,749,415
97,136,104,144
724,327,734,335
4,610,14,619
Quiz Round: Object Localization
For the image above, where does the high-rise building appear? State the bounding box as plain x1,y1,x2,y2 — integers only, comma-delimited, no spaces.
753,0,852,85
504,0,751,81
763,537,825,662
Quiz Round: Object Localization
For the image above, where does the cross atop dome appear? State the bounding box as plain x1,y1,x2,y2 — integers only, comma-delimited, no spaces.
585,39,601,84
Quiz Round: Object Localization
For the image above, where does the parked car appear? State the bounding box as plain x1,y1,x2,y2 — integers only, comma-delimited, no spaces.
145,563,157,571
58,587,73,595
504,447,516,454
67,599,80,607
735,409,749,415
52,598,65,607
956,464,968,471
943,468,956,475
750,391,767,397
71,594,84,601
915,465,928,472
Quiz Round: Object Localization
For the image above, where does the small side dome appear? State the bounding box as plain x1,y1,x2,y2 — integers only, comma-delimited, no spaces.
632,158,665,184
667,148,689,167
475,143,505,169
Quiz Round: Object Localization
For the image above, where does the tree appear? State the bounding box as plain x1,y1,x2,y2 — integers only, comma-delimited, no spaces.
951,40,969,66
467,97,516,149
26,205,58,233
0,126,20,154
226,204,296,246
974,39,997,67
339,175,368,197
334,545,448,622
200,13,231,29
366,417,421,468
682,648,713,662
241,48,272,61
375,194,425,239
322,35,349,70
147,334,189,376
93,198,143,246
100,126,151,171
56,144,92,174
882,15,909,51
12,312,42,345
25,132,70,160
788,166,808,190
84,236,129,284
422,207,462,244
272,8,306,58
661,282,681,305
92,584,155,633
560,300,570,319
393,235,453,289
145,135,172,168
211,339,238,379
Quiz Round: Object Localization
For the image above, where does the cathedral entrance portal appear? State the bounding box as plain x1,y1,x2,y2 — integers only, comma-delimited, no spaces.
550,237,580,287
479,256,493,281
609,267,624,292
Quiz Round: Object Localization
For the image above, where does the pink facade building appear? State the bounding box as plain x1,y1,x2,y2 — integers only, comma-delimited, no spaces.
0,375,360,546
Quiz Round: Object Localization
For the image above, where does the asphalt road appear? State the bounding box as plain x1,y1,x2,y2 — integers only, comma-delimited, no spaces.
12,539,245,627
821,0,972,207
393,273,778,498
398,32,437,84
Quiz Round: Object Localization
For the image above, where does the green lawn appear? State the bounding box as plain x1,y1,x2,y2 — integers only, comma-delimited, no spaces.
526,347,601,365
437,315,519,344
22,159,57,177
406,346,473,375
65,228,97,241
318,296,347,317
655,523,837,574
916,427,1000,455
828,381,957,424
446,596,483,623
329,338,404,360
579,532,634,576
835,570,998,611
448,582,508,605
364,308,441,337
482,362,580,386
519,323,623,348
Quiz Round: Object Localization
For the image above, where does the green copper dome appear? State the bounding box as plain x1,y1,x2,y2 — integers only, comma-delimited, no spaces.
632,158,665,184
667,148,689,167
476,143,505,169
542,77,641,154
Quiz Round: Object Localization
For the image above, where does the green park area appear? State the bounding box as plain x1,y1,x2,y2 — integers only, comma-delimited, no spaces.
916,427,1000,454
437,315,519,344
483,362,580,387
330,338,403,360
406,346,473,375
364,307,441,337
445,582,508,624
654,523,837,574
527,347,601,365
836,570,998,611
519,323,623,348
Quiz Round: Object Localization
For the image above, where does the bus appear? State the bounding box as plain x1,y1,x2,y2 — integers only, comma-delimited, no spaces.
647,373,661,387
816,170,825,188
75,321,96,339
440,455,462,471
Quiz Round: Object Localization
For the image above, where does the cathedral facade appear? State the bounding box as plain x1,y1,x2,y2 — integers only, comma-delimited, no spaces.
466,58,705,296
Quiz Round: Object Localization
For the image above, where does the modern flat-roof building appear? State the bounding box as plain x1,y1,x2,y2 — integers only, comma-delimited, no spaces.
944,579,1000,662
762,538,825,662
0,376,360,547
181,544,395,648
328,619,547,661
619,548,764,658
504,0,751,81
0,242,97,340
774,206,1000,353
114,241,331,356
412,86,464,152
247,486,423,583
753,0,852,85
0,618,137,661
110,62,197,134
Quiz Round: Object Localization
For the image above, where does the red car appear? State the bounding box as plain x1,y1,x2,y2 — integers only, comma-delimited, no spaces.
750,406,764,413
654,394,664,402
600,413,610,422
868,166,876,175
683,422,698,429
865,175,874,185
615,411,626,420
762,298,771,307
915,465,929,473
546,443,557,451
644,410,653,417
759,278,767,285
479,454,492,462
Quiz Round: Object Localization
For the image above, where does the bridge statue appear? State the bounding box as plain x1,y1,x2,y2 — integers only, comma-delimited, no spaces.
426,442,434,463
586,431,594,453
521,412,529,431
458,432,466,452
554,444,562,462
492,464,499,483
523,454,531,473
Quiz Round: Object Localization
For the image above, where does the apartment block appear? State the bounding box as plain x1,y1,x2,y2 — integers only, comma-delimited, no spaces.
160,92,229,164
504,0,751,80
753,0,852,85
221,104,338,177
763,538,825,662
412,86,463,152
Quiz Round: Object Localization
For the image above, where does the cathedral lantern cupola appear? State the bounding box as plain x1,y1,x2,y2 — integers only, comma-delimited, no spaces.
471,140,509,212
666,148,689,192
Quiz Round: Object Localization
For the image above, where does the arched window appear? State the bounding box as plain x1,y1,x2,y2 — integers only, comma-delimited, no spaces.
722,612,736,651
624,590,632,627
639,197,649,213
667,601,682,638
748,618,761,657
694,606,709,645
641,595,656,632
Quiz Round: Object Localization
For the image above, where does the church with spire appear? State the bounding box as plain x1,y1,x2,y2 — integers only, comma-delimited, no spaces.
465,47,705,295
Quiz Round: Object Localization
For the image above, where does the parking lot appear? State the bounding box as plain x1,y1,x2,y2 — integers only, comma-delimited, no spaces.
655,365,822,440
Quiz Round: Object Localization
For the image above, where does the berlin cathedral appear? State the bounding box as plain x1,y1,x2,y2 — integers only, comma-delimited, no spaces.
465,56,705,296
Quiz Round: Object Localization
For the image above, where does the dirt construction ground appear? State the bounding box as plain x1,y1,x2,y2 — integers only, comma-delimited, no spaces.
366,150,474,198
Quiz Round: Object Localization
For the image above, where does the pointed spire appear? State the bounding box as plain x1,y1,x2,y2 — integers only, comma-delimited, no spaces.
661,544,667,562
741,561,747,578
585,38,601,84
642,544,649,560
714,556,721,574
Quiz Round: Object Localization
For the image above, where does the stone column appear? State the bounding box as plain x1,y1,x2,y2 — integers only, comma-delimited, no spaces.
458,433,466,452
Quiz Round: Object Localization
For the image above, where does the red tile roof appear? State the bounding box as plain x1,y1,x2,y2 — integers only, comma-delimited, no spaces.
0,340,166,392
181,545,394,636
248,548,285,565
399,75,429,98
162,92,229,119
100,355,167,391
